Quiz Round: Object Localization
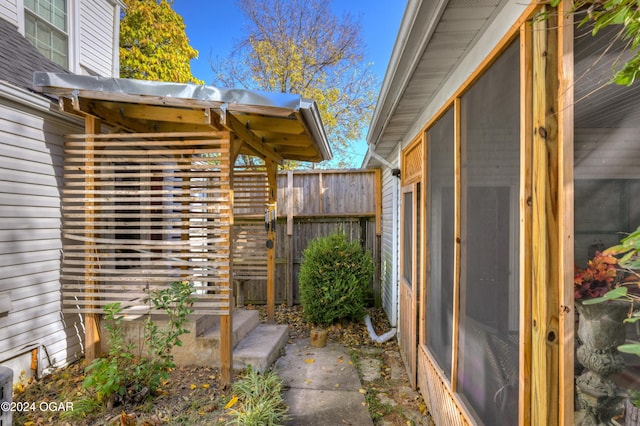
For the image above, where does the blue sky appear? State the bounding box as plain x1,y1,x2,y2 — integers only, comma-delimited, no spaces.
171,0,406,166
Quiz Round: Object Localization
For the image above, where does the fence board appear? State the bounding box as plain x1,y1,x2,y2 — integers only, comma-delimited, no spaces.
242,169,381,305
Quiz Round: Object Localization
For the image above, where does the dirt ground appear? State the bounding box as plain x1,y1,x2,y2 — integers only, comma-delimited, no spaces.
12,305,434,425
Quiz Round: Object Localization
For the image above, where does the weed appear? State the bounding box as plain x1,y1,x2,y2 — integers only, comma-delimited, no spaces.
225,367,288,426
82,281,194,410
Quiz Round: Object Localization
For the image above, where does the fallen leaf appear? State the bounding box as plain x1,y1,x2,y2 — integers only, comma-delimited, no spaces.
359,388,366,394
305,379,312,384
189,384,197,390
305,358,315,364
201,383,210,389
225,395,239,409
334,383,340,388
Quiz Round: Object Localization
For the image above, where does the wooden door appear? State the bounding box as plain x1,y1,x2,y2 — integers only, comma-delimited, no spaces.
400,183,420,388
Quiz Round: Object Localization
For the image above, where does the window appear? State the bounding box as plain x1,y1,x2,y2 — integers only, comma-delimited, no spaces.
24,0,68,68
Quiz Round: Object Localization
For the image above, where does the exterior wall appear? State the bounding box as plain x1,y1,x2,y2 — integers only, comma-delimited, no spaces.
380,145,400,326
0,0,18,26
0,82,84,382
78,0,119,76
1,0,120,77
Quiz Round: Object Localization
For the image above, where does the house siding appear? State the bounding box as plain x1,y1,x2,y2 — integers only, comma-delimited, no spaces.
0,0,18,27
79,0,116,76
380,145,400,326
0,86,84,379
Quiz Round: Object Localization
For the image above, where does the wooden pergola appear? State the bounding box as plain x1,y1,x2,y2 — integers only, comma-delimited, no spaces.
34,72,332,383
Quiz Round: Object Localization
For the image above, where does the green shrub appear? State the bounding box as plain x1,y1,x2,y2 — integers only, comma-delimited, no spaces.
298,232,374,327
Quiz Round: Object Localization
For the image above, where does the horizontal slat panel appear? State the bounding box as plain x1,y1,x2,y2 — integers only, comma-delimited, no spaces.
62,132,232,316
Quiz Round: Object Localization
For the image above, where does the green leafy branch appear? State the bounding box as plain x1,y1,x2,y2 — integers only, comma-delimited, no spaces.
551,0,640,85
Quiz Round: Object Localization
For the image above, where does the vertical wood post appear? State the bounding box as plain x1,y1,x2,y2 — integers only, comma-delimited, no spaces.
519,19,534,426
221,135,234,384
557,2,575,423
531,7,560,425
84,115,101,363
286,170,294,306
266,159,278,323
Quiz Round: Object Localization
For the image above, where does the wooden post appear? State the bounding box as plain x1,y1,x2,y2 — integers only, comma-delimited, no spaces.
266,159,278,323
221,135,234,384
557,2,575,423
84,115,101,363
519,19,534,426
531,7,560,425
286,170,294,306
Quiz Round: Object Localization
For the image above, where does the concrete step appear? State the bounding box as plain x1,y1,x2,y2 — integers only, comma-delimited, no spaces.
106,309,286,370
198,309,260,347
233,323,289,372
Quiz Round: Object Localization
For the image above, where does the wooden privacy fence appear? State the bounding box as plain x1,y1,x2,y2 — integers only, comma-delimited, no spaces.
235,169,382,306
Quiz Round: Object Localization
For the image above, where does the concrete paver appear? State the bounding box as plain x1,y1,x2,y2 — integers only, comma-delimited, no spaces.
274,339,373,426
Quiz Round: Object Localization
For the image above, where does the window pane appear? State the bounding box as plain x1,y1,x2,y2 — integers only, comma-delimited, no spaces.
24,0,68,68
402,191,413,286
426,107,455,379
457,38,520,425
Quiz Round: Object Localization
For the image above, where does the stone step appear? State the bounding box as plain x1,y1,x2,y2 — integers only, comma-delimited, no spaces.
232,323,289,372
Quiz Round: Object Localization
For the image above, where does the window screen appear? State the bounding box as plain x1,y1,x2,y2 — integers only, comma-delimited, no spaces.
457,38,520,425
426,107,455,379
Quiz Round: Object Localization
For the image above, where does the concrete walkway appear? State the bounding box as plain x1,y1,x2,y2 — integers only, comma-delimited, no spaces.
274,339,373,426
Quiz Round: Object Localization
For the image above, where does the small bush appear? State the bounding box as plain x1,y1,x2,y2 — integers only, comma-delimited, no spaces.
298,232,374,327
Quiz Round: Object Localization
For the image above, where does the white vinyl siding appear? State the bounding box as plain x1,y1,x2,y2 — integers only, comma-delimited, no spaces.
0,87,83,376
79,0,116,75
380,145,400,326
0,0,19,26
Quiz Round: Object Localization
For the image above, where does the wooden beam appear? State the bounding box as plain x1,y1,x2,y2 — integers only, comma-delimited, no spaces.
117,104,214,125
84,115,101,364
531,7,560,425
233,113,304,134
222,111,284,164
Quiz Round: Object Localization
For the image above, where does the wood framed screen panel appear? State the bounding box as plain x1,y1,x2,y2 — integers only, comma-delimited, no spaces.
61,131,233,315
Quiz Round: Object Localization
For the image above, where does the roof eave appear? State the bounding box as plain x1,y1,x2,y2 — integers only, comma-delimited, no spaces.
366,0,447,150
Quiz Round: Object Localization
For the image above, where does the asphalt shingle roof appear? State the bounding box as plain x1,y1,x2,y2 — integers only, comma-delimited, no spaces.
0,17,67,91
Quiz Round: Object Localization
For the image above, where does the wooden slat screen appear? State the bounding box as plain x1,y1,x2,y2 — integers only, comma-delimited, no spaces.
232,165,269,281
61,131,233,315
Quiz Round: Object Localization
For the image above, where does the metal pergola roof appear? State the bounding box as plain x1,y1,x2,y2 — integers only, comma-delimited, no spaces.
33,71,332,164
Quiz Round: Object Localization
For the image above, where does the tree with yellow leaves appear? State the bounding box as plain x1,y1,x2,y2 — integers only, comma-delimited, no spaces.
120,0,202,84
212,0,377,168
